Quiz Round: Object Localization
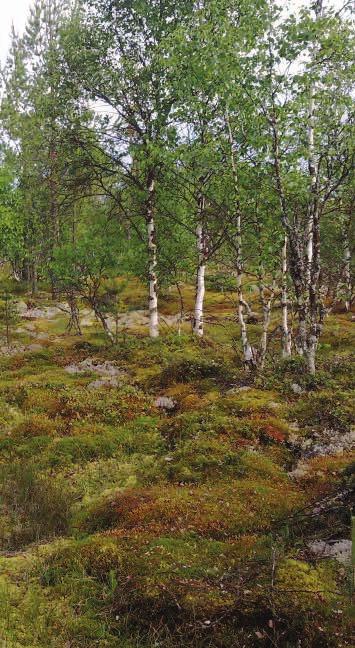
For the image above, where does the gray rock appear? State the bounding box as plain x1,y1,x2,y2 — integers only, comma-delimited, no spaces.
226,385,251,395
15,300,28,314
291,383,303,395
308,539,352,565
22,306,61,320
155,396,177,410
65,358,123,377
81,308,184,331
87,377,120,390
36,332,50,340
26,343,43,352
0,344,26,356
289,428,354,478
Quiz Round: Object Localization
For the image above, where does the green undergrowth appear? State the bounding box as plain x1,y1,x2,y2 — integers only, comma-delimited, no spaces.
0,289,353,647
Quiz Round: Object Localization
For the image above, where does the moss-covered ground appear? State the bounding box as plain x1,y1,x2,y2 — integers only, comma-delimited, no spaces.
0,281,353,647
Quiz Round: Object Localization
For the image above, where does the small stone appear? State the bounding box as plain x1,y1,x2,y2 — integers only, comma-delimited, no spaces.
291,383,303,395
26,343,43,352
65,359,123,377
87,377,120,390
155,396,177,410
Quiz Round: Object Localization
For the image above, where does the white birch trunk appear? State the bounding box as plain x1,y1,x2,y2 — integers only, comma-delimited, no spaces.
258,276,275,369
306,85,315,282
306,0,323,283
281,234,292,357
147,173,159,338
193,222,206,336
237,271,253,366
343,236,352,312
306,335,317,375
225,111,253,367
304,0,323,372
147,217,159,338
193,188,206,337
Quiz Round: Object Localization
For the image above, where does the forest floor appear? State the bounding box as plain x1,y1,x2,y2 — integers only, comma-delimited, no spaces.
0,279,353,648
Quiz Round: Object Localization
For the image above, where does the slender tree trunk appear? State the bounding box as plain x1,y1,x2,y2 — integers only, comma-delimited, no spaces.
176,282,184,336
146,170,159,338
306,91,316,285
31,261,37,297
49,140,60,301
237,270,254,367
66,292,81,335
91,300,114,343
225,111,254,367
5,293,10,347
193,209,206,337
49,148,60,244
258,275,275,369
270,110,309,359
281,234,292,357
303,0,323,375
343,217,352,311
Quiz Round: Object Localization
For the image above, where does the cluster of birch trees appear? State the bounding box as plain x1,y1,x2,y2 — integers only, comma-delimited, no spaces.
0,0,353,373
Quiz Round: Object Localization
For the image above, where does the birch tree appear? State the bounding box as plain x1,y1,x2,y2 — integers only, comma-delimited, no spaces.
65,0,195,337
260,1,354,373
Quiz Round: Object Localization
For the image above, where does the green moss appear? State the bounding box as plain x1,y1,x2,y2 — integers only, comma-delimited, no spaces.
0,287,352,647
290,389,354,432
220,388,284,416
82,478,303,537
43,432,121,468
276,559,338,611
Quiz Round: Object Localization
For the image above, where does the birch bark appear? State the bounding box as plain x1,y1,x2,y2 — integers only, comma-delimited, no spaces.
146,170,159,338
225,111,254,367
193,193,206,337
281,234,292,357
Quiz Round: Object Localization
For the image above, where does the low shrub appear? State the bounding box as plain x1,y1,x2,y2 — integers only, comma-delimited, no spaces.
159,410,252,451
158,357,235,388
13,413,55,438
0,463,74,548
39,536,122,586
47,385,153,427
290,390,354,432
